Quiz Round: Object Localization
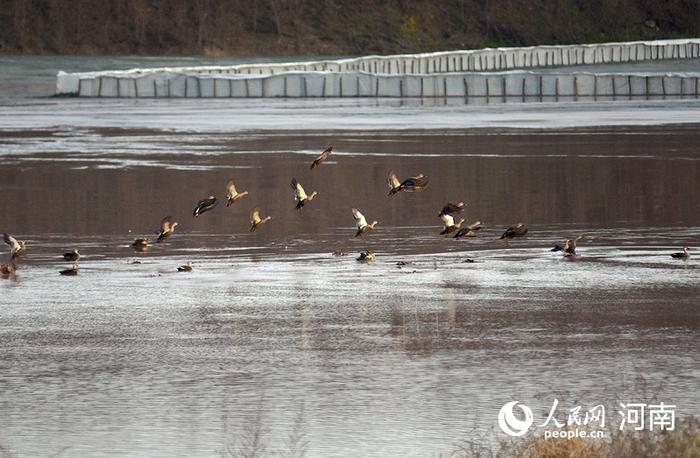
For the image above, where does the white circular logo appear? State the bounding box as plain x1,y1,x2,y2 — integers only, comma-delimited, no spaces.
498,401,534,437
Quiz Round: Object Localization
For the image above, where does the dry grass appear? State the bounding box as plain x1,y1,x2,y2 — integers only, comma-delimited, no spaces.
447,416,700,458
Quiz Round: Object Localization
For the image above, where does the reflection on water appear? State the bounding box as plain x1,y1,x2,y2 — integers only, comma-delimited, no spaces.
0,126,699,457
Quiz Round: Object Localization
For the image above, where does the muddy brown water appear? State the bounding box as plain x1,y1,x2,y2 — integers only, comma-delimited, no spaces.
0,125,699,457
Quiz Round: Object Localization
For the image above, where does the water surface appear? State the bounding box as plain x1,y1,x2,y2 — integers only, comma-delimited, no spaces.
0,56,699,457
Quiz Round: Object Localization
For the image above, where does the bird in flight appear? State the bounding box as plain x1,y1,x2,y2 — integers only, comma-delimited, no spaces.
291,178,318,209
250,208,272,232
193,196,217,217
157,216,178,243
310,146,333,170
500,223,528,239
3,233,26,259
352,208,378,237
387,171,429,196
226,180,249,207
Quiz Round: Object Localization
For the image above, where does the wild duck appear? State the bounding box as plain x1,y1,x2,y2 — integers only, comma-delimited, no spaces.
352,208,378,237
563,235,584,257
500,223,528,239
177,261,193,272
250,208,272,232
440,213,465,235
63,249,80,262
671,247,690,259
551,235,584,256
310,146,333,170
454,221,483,239
387,171,429,196
156,216,178,243
439,202,465,217
3,233,26,259
131,238,151,252
226,180,249,206
291,178,318,209
357,251,375,262
193,196,217,217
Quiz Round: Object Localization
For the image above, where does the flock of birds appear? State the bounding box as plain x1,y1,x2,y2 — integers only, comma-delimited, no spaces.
0,145,693,278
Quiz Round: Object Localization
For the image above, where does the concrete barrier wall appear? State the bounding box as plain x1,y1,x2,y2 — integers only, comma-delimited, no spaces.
72,70,700,98
57,39,700,97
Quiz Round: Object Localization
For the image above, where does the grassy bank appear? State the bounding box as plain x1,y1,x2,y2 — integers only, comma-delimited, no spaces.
450,417,700,458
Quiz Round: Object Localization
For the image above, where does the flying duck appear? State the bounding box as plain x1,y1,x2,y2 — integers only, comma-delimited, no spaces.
156,216,178,243
291,178,318,209
3,233,26,259
59,263,79,276
551,235,584,256
63,249,80,262
310,146,333,170
387,171,429,196
193,196,217,217
671,247,690,259
357,251,375,262
131,238,151,252
563,235,584,257
250,208,272,232
352,208,378,237
439,202,465,217
454,221,483,238
177,261,193,272
500,223,528,239
226,180,249,206
440,213,465,235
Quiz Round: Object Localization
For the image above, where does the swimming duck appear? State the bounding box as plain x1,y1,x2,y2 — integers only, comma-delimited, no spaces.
59,263,79,276
440,213,465,235
250,208,272,232
439,202,465,217
177,261,193,272
670,247,690,259
387,171,429,196
3,233,26,259
332,250,346,257
500,223,528,239
454,221,483,238
63,249,80,262
352,208,378,237
156,216,178,243
131,238,151,252
310,146,333,170
291,178,318,209
357,251,375,262
226,180,249,206
193,196,217,217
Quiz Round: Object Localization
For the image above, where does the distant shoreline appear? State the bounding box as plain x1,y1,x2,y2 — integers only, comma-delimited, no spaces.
2,1,699,56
